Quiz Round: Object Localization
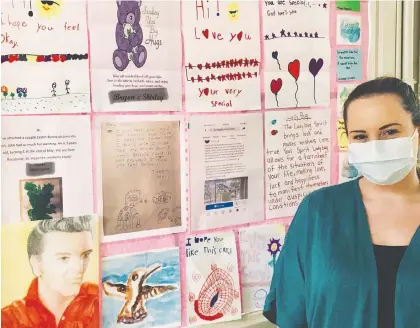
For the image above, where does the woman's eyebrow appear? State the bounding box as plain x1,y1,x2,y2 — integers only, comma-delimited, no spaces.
349,129,366,134
379,123,402,130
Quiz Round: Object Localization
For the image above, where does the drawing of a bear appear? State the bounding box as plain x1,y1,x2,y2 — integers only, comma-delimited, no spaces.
113,0,147,71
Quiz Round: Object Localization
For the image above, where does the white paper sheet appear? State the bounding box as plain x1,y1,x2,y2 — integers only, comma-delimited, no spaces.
185,231,241,326
263,0,330,109
1,0,90,114
239,224,286,314
88,0,182,112
93,114,187,242
265,109,331,218
182,0,261,112
189,113,265,231
1,115,93,223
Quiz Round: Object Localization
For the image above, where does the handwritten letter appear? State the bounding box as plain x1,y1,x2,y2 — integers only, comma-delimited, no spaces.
337,48,362,81
185,231,241,326
101,120,182,240
265,109,331,218
263,0,330,108
1,0,89,114
239,224,286,314
182,0,261,112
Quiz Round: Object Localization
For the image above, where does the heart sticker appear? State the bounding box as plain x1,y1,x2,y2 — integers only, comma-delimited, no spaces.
288,59,300,80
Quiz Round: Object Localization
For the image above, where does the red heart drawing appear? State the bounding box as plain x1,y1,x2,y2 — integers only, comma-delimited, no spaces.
59,55,66,62
36,55,44,62
203,88,209,96
197,63,203,70
237,31,243,41
288,59,300,80
52,54,59,62
202,29,209,39
270,78,282,94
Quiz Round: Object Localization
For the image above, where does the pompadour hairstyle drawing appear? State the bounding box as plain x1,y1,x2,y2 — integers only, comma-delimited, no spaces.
27,215,93,258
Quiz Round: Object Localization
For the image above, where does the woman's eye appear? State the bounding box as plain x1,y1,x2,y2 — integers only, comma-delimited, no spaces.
60,257,69,261
353,134,367,140
383,129,399,136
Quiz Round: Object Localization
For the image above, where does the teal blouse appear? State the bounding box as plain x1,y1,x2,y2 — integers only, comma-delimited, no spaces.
263,178,420,328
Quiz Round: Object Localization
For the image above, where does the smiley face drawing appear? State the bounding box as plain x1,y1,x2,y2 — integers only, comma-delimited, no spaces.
227,2,239,22
36,0,63,19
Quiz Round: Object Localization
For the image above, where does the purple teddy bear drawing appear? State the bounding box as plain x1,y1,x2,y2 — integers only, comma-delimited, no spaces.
113,0,147,71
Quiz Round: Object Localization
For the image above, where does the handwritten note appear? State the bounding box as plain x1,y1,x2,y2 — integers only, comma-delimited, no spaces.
101,120,182,240
1,115,93,223
1,0,89,114
337,14,361,45
239,224,286,314
182,0,261,112
265,109,331,218
88,0,182,111
263,0,330,108
337,48,362,81
185,231,241,326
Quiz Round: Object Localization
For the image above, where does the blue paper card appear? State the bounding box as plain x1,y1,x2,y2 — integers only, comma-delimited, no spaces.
337,49,362,81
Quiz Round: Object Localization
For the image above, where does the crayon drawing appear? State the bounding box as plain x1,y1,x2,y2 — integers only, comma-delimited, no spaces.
102,248,181,327
1,0,90,114
239,224,286,314
337,14,361,45
1,216,100,326
19,177,63,221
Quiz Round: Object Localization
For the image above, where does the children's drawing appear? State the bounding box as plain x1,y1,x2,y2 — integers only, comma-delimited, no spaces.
1,1,90,114
102,248,181,327
101,121,182,239
272,51,281,70
186,231,241,326
35,0,63,18
1,216,99,327
309,58,324,104
19,177,63,221
337,14,361,45
337,83,357,116
182,0,261,111
337,119,349,150
265,29,324,40
113,0,147,71
288,59,300,107
270,78,282,107
239,224,286,314
191,266,238,322
339,152,359,183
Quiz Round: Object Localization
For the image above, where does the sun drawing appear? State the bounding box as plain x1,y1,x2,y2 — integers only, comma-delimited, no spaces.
36,0,63,19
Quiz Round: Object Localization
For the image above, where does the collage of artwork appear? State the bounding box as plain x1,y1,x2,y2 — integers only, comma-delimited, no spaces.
1,0,368,326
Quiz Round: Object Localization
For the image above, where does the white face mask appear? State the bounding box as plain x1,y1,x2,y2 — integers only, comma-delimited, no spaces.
348,129,419,185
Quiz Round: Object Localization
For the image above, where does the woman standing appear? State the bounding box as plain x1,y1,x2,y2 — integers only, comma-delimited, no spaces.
264,77,420,328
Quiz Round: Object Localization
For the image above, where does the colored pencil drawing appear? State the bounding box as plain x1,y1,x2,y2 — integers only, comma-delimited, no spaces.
337,119,349,150
188,264,240,325
337,14,361,45
113,0,147,71
19,177,63,221
102,248,181,327
1,216,100,326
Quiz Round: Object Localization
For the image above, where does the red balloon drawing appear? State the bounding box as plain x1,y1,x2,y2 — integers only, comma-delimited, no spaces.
288,60,300,80
288,59,301,107
270,78,282,108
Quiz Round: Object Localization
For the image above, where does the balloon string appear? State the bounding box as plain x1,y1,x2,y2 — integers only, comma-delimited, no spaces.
276,59,281,70
295,80,298,107
275,93,279,107
313,76,317,104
